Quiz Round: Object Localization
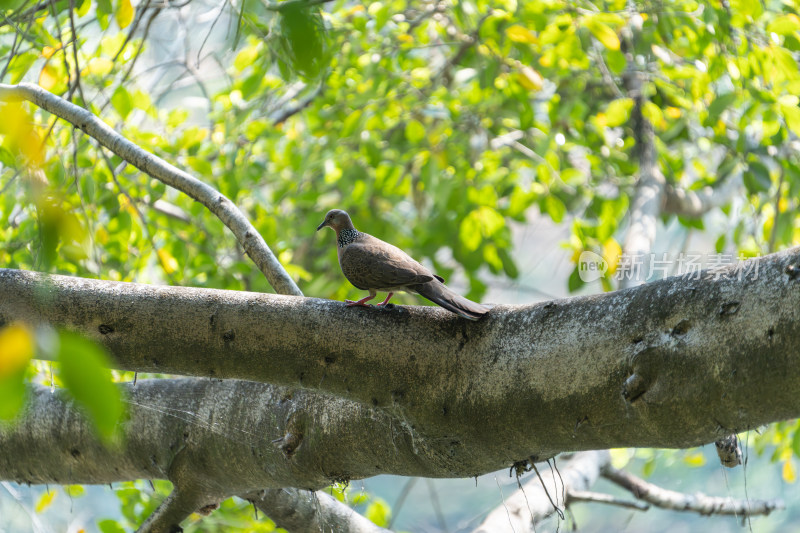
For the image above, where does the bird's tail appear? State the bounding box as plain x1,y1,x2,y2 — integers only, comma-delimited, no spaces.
413,281,488,321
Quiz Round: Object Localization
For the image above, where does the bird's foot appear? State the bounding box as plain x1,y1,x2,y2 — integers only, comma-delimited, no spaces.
345,299,372,307
375,292,394,307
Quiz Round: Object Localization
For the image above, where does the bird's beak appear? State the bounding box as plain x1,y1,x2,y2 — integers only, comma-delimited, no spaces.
316,220,327,231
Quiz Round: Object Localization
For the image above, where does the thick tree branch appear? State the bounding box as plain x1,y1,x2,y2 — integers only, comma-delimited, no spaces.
0,379,400,531
3,247,800,474
602,464,784,516
244,489,390,533
0,82,302,297
0,379,421,489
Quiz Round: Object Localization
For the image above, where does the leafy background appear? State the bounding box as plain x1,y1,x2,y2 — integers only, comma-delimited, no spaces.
2,0,800,530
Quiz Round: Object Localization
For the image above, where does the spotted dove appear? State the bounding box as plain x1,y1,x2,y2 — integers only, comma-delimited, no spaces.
316,209,488,320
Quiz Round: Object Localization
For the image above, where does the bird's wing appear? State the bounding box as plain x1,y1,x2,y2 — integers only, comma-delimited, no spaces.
340,236,434,290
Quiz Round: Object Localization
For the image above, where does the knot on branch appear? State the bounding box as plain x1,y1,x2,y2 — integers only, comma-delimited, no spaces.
272,431,303,459
272,414,306,459
785,263,800,280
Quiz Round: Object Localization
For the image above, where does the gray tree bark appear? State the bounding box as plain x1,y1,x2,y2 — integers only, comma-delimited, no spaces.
2,245,800,494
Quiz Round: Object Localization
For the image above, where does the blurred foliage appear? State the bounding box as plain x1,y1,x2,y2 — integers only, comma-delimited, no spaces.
2,0,800,529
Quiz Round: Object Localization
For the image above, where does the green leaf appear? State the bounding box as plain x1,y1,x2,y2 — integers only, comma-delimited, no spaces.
768,14,800,36
64,484,85,497
780,101,800,137
98,519,127,533
606,49,627,74
57,330,124,441
8,51,38,84
567,267,583,293
743,161,771,194
0,369,27,420
605,98,634,127
498,247,519,279
707,92,737,124
276,3,329,79
405,120,426,144
792,427,800,458
364,498,391,528
96,0,112,14
111,86,133,120
543,195,566,223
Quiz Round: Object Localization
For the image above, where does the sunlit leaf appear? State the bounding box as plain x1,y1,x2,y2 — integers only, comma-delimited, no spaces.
98,519,127,533
604,98,634,127
57,330,124,442
0,102,44,167
116,0,134,29
0,322,34,379
405,120,425,144
157,249,180,274
683,451,706,467
111,86,134,119
0,323,34,420
507,24,537,44
783,460,797,483
585,18,620,50
364,498,391,528
35,490,57,513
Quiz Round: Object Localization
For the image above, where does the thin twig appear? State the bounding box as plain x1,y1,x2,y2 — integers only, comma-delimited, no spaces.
566,489,649,511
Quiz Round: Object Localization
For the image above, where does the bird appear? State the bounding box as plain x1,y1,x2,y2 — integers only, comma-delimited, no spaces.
316,209,488,320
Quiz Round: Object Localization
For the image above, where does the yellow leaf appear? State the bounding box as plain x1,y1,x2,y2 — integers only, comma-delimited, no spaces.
507,24,538,44
0,323,34,379
85,57,114,76
157,249,179,274
683,451,706,467
586,19,620,51
116,0,135,29
666,106,682,119
35,490,56,513
603,238,622,275
38,64,60,91
117,193,138,216
0,102,44,166
517,66,543,91
783,460,797,483
609,448,633,469
42,45,61,59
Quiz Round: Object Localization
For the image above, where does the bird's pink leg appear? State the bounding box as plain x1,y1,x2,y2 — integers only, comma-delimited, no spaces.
375,292,394,306
345,292,376,307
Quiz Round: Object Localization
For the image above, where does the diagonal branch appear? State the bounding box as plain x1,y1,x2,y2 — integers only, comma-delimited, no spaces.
0,83,302,297
244,488,390,533
602,464,784,517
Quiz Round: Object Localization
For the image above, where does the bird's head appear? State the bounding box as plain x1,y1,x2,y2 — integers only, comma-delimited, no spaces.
316,209,355,233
